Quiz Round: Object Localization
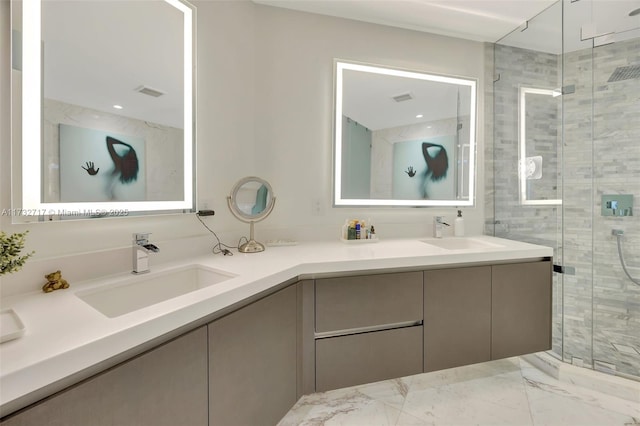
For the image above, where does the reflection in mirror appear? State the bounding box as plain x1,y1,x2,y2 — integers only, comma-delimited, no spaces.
518,87,562,205
227,177,276,253
11,0,194,221
334,60,476,207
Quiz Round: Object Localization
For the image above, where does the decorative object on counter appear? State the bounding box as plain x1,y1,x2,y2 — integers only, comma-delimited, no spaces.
227,176,276,253
0,308,26,343
340,219,379,243
0,231,35,275
42,270,70,293
454,210,465,237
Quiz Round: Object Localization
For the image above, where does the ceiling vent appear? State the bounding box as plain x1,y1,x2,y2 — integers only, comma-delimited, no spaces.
135,85,166,97
392,92,413,102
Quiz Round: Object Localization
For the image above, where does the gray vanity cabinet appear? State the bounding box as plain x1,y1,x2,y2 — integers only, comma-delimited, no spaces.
424,266,492,372
491,261,552,359
316,326,423,391
208,284,298,426
423,261,552,370
314,272,424,392
1,259,552,425
315,271,423,333
0,327,208,426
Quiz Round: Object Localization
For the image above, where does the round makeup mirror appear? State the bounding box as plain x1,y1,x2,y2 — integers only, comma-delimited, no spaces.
227,177,276,253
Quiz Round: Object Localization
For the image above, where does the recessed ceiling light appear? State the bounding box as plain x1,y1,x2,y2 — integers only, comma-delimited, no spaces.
427,125,432,129
629,7,640,16
416,114,423,118
113,105,123,110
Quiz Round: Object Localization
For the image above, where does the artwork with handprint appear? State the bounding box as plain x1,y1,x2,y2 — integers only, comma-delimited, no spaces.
81,161,99,175
392,136,455,200
107,136,139,183
422,142,448,181
405,166,416,178
59,124,145,202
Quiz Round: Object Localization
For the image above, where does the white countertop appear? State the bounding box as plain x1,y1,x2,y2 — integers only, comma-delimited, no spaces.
0,236,552,415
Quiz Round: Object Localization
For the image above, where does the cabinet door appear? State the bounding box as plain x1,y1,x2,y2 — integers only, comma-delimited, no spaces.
492,261,552,360
209,285,297,426
424,266,492,372
1,327,208,426
315,271,423,333
315,326,423,392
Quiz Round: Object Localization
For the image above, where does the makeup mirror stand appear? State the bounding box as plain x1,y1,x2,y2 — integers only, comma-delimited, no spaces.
226,177,276,253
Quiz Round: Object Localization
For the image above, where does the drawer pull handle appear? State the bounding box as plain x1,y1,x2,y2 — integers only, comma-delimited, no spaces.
314,320,423,339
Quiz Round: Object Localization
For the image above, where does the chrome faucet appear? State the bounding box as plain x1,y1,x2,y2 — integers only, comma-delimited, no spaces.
433,216,450,238
132,233,160,274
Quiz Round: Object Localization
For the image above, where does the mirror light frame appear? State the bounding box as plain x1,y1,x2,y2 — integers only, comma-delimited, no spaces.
518,86,562,206
17,0,195,217
333,60,477,207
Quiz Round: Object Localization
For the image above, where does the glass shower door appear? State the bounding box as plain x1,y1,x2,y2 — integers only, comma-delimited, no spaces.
492,1,564,358
587,5,640,379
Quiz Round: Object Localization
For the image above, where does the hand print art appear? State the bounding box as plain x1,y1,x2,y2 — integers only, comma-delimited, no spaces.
392,136,456,200
59,124,145,202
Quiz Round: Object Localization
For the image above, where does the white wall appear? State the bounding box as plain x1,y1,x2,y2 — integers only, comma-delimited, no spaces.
249,3,487,238
0,1,488,294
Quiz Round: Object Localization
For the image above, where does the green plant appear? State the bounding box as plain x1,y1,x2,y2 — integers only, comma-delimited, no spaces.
0,231,35,275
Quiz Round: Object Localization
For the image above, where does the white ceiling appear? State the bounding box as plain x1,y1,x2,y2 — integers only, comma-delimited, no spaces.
253,0,558,43
255,0,640,53
499,0,640,53
342,68,472,130
42,1,185,129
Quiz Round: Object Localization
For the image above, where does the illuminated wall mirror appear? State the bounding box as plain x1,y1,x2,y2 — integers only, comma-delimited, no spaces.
518,86,562,206
10,0,195,222
333,60,477,207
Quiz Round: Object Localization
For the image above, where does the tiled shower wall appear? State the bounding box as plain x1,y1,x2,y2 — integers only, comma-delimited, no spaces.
490,38,640,378
581,38,640,377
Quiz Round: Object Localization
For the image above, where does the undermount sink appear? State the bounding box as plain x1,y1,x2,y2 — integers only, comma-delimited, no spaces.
76,265,237,318
420,238,504,251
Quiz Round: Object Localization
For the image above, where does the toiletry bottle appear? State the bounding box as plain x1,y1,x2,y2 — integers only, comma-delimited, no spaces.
342,219,349,240
454,210,465,237
355,222,361,239
348,220,356,240
370,225,377,239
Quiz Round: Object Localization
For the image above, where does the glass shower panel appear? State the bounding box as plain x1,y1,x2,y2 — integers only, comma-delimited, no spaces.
494,0,640,379
560,0,596,367
493,1,564,358
590,16,640,378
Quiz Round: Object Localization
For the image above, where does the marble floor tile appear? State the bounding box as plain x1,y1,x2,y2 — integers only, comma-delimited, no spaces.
401,361,533,425
519,359,640,425
279,357,640,426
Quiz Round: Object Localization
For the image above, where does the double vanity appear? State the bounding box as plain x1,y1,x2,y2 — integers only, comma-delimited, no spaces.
5,3,552,424
0,236,553,425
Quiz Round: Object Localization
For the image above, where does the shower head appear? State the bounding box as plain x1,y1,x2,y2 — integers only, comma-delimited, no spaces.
607,64,640,82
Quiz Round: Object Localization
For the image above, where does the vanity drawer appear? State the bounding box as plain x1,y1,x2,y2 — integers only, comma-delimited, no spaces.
315,325,423,392
315,271,423,333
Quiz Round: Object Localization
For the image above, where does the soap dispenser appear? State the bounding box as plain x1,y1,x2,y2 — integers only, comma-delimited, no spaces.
454,210,465,237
